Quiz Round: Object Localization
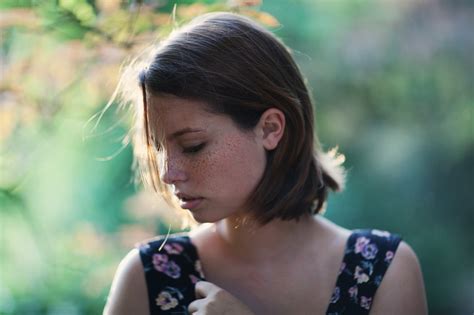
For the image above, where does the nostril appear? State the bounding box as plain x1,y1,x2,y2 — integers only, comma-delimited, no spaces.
160,171,174,185
160,166,187,184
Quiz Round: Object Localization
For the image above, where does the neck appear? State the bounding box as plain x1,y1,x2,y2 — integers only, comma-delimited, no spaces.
212,213,320,263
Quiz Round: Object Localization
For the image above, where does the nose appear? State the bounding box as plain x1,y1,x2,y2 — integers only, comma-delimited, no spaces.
160,155,187,185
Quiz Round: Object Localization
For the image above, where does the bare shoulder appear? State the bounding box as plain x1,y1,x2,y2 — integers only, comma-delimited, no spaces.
370,241,428,315
103,249,149,315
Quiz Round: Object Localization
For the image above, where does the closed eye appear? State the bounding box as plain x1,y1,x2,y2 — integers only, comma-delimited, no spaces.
182,143,205,154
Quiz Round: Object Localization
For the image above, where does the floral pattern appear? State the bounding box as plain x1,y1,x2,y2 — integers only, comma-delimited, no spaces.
139,236,205,315
189,274,200,284
152,253,181,279
156,290,179,311
348,285,358,301
354,236,370,254
330,287,340,304
354,265,370,284
326,229,402,314
139,231,401,315
360,296,372,310
385,250,394,263
371,229,391,238
164,243,184,255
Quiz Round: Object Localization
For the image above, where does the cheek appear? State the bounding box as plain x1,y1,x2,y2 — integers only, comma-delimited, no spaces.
190,134,265,195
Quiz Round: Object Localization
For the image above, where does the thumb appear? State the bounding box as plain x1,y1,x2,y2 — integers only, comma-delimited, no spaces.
194,281,219,299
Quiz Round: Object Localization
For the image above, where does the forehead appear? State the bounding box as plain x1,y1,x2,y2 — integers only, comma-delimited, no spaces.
148,95,211,117
147,95,222,138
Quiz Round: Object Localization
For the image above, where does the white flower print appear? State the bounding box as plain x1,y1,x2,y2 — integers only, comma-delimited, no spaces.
330,287,340,304
354,266,369,284
360,296,373,310
156,291,178,310
371,229,390,238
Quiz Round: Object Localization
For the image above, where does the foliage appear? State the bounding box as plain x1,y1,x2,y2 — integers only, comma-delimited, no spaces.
0,0,472,314
0,1,275,314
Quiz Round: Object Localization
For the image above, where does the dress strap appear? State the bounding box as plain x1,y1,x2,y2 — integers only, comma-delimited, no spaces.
138,235,205,314
326,229,402,315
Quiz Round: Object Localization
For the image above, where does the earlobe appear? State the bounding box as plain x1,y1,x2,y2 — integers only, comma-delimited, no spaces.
259,108,285,150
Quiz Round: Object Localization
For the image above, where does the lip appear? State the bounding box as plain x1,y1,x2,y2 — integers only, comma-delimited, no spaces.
179,197,204,210
175,193,204,210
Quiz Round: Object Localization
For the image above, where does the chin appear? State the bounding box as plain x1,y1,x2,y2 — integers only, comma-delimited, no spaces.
188,210,226,224
192,216,222,224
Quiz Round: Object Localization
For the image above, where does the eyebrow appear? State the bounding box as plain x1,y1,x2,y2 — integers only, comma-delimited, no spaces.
168,128,205,140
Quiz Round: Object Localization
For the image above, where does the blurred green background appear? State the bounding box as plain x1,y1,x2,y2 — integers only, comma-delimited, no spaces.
0,0,472,314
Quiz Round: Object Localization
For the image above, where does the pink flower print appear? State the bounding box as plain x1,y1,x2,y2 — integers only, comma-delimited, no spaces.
189,274,200,284
152,254,169,272
371,229,390,238
164,260,181,279
385,250,394,263
339,262,346,275
152,253,181,279
361,243,378,260
348,285,358,300
354,266,369,284
354,237,370,254
156,290,178,311
164,243,184,255
330,287,340,304
360,296,372,310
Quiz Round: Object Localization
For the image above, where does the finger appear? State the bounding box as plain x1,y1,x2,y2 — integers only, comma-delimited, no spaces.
194,281,219,299
188,298,206,313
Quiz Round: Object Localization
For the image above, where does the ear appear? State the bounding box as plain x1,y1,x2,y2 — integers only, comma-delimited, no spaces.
256,108,285,151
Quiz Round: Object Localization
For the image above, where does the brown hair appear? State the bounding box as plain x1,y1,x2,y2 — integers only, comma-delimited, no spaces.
136,12,344,225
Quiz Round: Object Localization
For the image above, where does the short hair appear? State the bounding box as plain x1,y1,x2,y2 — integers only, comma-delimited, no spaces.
136,12,344,225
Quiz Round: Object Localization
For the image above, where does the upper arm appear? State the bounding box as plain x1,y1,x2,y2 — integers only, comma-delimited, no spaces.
370,241,428,315
103,249,150,315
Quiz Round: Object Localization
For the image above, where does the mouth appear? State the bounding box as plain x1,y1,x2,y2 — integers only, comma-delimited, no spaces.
176,193,204,210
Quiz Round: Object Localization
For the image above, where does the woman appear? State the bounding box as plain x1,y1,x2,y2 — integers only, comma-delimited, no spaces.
104,12,427,315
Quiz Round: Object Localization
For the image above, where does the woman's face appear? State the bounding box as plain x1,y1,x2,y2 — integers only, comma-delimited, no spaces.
148,95,267,223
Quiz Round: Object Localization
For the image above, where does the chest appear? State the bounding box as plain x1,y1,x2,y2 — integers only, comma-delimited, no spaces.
202,253,342,315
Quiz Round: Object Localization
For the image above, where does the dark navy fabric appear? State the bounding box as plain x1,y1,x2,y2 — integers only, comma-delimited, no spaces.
325,229,402,314
139,229,401,314
139,234,205,315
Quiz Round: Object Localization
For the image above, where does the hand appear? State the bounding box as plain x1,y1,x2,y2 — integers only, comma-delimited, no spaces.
188,281,255,315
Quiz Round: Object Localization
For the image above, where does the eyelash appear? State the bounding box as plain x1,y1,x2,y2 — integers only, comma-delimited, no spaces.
182,143,206,154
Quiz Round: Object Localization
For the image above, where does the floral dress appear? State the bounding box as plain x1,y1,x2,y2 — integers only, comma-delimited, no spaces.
138,229,402,314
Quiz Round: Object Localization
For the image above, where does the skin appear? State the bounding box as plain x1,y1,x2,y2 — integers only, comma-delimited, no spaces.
150,95,270,224
188,281,254,315
104,95,428,315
